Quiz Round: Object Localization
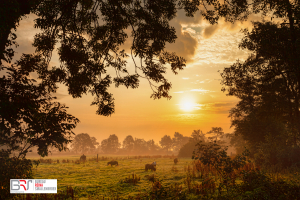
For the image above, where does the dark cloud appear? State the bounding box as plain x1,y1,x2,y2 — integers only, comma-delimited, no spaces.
203,25,219,38
165,21,197,63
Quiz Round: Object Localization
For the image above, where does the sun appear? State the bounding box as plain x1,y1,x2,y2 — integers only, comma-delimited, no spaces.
180,102,194,111
179,99,199,112
178,96,199,112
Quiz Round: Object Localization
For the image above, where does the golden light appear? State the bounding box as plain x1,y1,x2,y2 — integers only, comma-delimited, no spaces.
179,97,199,112
180,102,195,111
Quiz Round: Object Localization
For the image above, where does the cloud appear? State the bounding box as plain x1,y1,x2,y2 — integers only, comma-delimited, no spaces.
203,25,219,38
213,102,236,107
182,77,189,79
173,91,184,93
200,13,264,39
177,103,203,111
12,14,40,61
120,12,199,64
196,101,237,114
165,21,198,63
190,88,213,93
190,29,249,65
192,79,212,84
184,28,196,34
175,9,203,25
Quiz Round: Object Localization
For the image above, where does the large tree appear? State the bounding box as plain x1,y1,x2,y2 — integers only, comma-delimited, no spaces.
172,132,189,152
0,0,271,117
101,134,120,153
71,133,98,153
1,0,261,67
0,61,79,158
159,135,173,152
207,127,224,142
191,129,206,142
122,135,134,153
133,138,148,153
146,139,160,152
221,20,300,159
2,0,299,158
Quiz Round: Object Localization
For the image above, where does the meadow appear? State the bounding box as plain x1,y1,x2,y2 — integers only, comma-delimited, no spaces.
13,154,300,200
29,155,195,199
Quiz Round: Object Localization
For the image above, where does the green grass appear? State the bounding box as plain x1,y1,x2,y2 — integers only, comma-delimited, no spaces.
27,155,300,200
30,155,195,199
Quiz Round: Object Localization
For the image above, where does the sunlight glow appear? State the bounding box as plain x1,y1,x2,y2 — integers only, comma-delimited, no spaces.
181,102,194,111
179,97,200,112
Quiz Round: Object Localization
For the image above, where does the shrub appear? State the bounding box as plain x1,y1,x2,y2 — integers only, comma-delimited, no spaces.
237,170,300,200
178,140,198,158
145,174,157,183
120,174,140,185
147,181,187,200
0,153,34,199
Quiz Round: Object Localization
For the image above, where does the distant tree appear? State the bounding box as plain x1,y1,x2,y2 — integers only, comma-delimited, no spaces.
122,135,134,153
177,130,207,157
90,137,99,149
172,132,189,152
101,134,121,154
159,135,173,152
146,139,160,152
133,138,148,153
178,140,198,158
71,133,97,154
100,139,108,153
191,130,206,142
48,142,69,154
207,127,224,142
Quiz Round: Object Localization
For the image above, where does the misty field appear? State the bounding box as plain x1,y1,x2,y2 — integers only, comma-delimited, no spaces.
30,155,195,199
13,154,300,200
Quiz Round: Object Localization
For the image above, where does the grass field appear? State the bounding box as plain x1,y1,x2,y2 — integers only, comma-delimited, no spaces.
29,155,197,199
23,154,300,200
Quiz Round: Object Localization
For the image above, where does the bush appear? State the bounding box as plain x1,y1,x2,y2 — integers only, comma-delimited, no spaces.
0,153,33,199
178,140,198,158
255,134,300,169
237,170,300,200
120,174,140,185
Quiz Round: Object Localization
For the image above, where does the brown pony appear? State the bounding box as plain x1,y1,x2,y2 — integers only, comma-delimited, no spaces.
145,164,156,171
174,158,178,164
107,161,118,166
80,154,86,162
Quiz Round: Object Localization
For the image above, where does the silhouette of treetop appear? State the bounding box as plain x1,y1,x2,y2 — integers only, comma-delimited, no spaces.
2,0,299,117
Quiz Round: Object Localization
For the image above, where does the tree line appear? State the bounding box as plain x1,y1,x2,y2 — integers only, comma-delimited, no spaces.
66,127,231,156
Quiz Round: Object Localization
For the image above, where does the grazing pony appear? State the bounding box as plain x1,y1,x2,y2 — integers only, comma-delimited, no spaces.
174,158,178,164
107,161,118,166
80,154,86,162
145,164,156,171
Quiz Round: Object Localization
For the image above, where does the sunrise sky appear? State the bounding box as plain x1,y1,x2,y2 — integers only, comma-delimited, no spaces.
12,10,263,144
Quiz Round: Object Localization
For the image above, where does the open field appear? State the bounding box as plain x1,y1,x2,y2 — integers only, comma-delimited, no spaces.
29,155,196,199
16,154,300,200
